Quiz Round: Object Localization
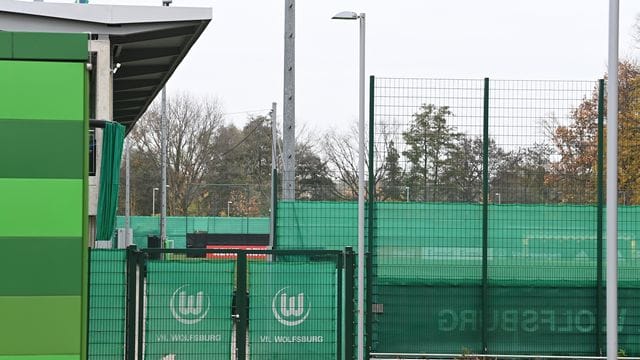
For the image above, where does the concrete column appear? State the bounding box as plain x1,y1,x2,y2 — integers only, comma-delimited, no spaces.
89,36,113,246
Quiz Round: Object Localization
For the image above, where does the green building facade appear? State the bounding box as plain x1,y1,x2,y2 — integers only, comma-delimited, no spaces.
0,32,89,360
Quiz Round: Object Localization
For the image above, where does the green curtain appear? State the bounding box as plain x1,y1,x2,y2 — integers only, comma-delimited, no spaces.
96,122,125,241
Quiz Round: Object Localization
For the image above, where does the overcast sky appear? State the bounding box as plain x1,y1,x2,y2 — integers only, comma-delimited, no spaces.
40,0,640,133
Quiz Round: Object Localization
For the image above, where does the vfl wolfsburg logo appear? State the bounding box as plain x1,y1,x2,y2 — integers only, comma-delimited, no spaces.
170,285,210,325
272,287,311,326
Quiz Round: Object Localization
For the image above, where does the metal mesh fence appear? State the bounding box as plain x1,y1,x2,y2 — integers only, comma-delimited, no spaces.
143,259,235,359
88,249,127,360
368,77,640,356
273,76,640,356
87,248,355,359
248,260,339,359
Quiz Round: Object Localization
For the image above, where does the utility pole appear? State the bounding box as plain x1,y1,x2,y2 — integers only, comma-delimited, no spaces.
270,102,278,248
160,0,171,245
283,0,295,200
125,138,131,245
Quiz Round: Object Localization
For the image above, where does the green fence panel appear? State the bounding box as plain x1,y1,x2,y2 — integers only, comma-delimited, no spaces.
115,216,270,248
374,284,640,355
88,249,126,360
276,201,357,250
373,285,482,354
144,260,235,359
249,261,337,359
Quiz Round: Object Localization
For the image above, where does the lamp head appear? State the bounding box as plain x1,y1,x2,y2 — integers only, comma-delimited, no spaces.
332,11,359,20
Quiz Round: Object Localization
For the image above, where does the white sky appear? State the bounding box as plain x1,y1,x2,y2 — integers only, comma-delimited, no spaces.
34,0,640,133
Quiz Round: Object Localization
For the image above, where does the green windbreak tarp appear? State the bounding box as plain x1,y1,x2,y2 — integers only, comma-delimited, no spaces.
145,260,235,359
249,262,337,359
373,284,640,355
88,249,126,360
97,122,125,241
115,216,269,248
277,202,640,284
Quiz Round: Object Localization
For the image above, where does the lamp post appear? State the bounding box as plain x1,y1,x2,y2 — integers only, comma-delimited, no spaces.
152,187,159,216
227,201,232,217
332,10,365,360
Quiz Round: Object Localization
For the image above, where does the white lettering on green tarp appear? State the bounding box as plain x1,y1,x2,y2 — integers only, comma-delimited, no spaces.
155,333,223,342
249,262,336,358
145,261,234,359
437,308,626,333
258,335,325,343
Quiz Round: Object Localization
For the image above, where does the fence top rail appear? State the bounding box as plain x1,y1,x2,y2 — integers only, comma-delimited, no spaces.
139,248,347,256
373,76,599,83
371,354,640,360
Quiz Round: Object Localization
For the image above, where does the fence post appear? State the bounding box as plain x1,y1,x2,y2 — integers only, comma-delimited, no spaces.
337,252,344,360
125,245,138,360
272,169,278,251
236,251,248,360
136,251,146,360
366,74,376,358
344,247,356,360
596,78,605,354
481,77,490,353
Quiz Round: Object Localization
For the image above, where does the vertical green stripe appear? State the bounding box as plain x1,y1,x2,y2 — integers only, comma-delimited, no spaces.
0,120,84,179
0,237,82,296
0,296,81,355
12,32,87,61
0,61,85,121
0,32,12,58
0,178,83,237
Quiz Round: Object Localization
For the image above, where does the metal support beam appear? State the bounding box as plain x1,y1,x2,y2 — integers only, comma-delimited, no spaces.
282,0,296,200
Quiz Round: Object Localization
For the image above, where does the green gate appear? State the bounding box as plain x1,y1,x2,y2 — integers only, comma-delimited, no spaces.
121,248,355,360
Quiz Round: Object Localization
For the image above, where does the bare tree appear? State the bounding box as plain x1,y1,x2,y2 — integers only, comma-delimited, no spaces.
322,121,398,200
128,93,224,215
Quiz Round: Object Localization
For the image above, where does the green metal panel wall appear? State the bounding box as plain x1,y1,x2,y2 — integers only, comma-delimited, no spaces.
0,33,88,360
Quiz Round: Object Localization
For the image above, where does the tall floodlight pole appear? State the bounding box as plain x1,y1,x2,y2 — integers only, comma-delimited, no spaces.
125,138,131,244
332,11,365,360
283,0,296,200
160,86,167,244
160,0,170,245
607,0,619,359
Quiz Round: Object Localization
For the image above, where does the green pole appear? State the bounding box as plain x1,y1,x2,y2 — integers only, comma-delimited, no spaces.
337,253,344,360
136,252,146,360
596,78,605,354
366,75,375,357
344,247,356,360
271,169,278,250
482,77,490,353
236,251,248,360
125,246,138,360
